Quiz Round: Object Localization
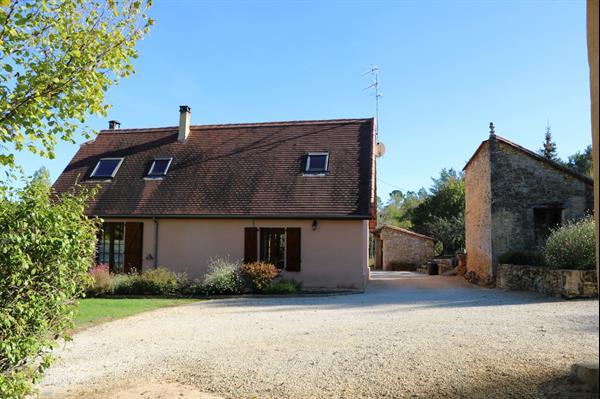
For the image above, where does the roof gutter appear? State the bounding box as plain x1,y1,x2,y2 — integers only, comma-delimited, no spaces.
89,214,374,220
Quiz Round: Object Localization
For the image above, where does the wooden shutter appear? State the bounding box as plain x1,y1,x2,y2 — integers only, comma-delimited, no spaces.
285,227,301,271
124,222,143,274
244,227,258,263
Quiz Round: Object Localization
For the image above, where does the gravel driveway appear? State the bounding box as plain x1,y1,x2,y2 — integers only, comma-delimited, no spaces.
40,272,599,398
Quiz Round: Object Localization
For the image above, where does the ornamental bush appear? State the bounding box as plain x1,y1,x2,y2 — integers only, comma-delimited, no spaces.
263,280,301,295
543,216,596,270
240,262,279,292
0,180,99,398
202,257,244,295
87,264,112,296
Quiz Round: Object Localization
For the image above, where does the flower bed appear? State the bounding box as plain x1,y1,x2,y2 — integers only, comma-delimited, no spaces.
497,264,597,298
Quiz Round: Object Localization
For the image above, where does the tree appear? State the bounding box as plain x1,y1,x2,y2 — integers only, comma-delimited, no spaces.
539,124,559,161
31,166,51,186
0,180,99,398
0,0,153,168
377,189,427,228
411,168,465,253
566,145,593,176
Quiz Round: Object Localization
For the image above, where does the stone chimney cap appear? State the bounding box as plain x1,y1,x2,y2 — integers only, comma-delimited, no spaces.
179,105,191,113
108,120,121,130
489,122,495,136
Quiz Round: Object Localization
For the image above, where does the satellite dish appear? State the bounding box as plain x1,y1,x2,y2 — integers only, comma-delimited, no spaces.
375,141,386,158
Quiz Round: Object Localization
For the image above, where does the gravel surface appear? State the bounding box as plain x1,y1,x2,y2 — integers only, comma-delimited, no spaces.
40,272,599,398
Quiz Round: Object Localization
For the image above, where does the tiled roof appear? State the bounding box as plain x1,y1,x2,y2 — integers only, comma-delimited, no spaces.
53,118,376,218
464,135,594,185
373,225,436,241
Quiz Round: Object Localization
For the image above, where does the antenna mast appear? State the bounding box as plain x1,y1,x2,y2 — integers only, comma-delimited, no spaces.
363,65,382,138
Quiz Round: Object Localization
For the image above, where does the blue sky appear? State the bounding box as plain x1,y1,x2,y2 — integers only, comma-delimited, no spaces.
16,0,592,200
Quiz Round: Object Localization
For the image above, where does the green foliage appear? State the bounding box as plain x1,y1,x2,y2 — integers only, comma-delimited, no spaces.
0,0,153,168
423,214,465,254
202,257,244,295
543,216,596,270
566,145,593,176
240,262,279,292
87,267,179,296
263,280,301,295
498,250,544,266
411,169,465,253
377,189,427,228
539,126,559,161
0,179,98,398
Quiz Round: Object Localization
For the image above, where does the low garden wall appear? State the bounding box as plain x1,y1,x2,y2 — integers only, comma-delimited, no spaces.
497,264,598,299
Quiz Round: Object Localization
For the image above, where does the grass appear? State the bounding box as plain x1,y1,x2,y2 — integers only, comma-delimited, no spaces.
74,298,200,329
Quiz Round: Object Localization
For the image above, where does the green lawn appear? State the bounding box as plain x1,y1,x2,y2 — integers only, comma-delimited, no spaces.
74,298,200,329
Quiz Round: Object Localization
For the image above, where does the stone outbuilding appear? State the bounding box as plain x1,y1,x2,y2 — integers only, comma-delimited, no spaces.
373,225,436,271
464,128,594,283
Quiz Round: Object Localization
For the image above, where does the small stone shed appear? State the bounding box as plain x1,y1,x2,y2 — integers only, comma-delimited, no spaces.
373,225,435,271
464,129,594,282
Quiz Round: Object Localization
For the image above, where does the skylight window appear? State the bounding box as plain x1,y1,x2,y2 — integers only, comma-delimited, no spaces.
90,158,123,178
305,153,329,174
147,158,172,177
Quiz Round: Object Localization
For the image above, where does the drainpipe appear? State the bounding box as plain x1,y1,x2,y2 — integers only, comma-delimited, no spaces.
153,217,159,269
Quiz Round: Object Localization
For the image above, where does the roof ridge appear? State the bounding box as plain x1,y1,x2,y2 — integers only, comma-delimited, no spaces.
98,117,373,134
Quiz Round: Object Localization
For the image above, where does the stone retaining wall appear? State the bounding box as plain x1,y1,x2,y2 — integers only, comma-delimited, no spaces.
497,264,598,298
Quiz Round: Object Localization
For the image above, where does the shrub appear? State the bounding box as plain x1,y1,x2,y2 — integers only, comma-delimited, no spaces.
109,268,178,295
263,280,301,295
498,250,544,266
0,180,98,397
176,274,205,297
240,262,279,292
543,216,596,270
202,257,244,295
87,264,112,296
133,267,178,295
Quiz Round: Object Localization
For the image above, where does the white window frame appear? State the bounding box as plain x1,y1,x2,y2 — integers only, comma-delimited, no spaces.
147,157,173,177
90,157,124,179
304,152,329,174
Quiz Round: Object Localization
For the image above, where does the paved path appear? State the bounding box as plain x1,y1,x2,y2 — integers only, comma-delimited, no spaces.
40,272,599,398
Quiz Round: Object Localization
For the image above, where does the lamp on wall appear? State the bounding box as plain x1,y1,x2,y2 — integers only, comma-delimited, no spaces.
312,220,318,231
145,253,154,261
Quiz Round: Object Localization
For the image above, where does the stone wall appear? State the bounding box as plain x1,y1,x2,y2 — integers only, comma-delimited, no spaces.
464,135,594,282
465,142,493,279
490,140,594,273
379,226,434,271
497,264,598,298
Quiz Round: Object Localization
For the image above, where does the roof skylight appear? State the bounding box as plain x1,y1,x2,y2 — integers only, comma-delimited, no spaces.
90,158,124,178
305,153,329,174
147,158,172,177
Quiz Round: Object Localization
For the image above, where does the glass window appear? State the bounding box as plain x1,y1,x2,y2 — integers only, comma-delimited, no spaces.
260,228,285,269
305,153,329,173
96,222,125,273
91,158,123,178
148,158,172,177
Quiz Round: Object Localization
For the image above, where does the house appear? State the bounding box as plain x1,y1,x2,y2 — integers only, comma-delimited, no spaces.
53,106,377,289
463,125,594,283
372,225,435,271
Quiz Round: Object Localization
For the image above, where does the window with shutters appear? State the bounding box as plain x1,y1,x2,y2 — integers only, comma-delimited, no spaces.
246,227,301,271
260,228,285,269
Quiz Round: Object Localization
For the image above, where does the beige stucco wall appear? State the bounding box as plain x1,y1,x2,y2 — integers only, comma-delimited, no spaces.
464,142,493,278
379,228,434,270
102,218,369,289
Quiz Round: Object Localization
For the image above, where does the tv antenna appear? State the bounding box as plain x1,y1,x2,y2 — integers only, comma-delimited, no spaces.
362,65,382,138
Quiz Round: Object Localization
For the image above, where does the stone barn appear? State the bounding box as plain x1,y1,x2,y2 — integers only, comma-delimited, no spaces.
464,127,594,283
373,225,435,271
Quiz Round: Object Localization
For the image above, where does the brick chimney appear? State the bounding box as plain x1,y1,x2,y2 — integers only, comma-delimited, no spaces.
178,105,191,141
108,120,121,130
